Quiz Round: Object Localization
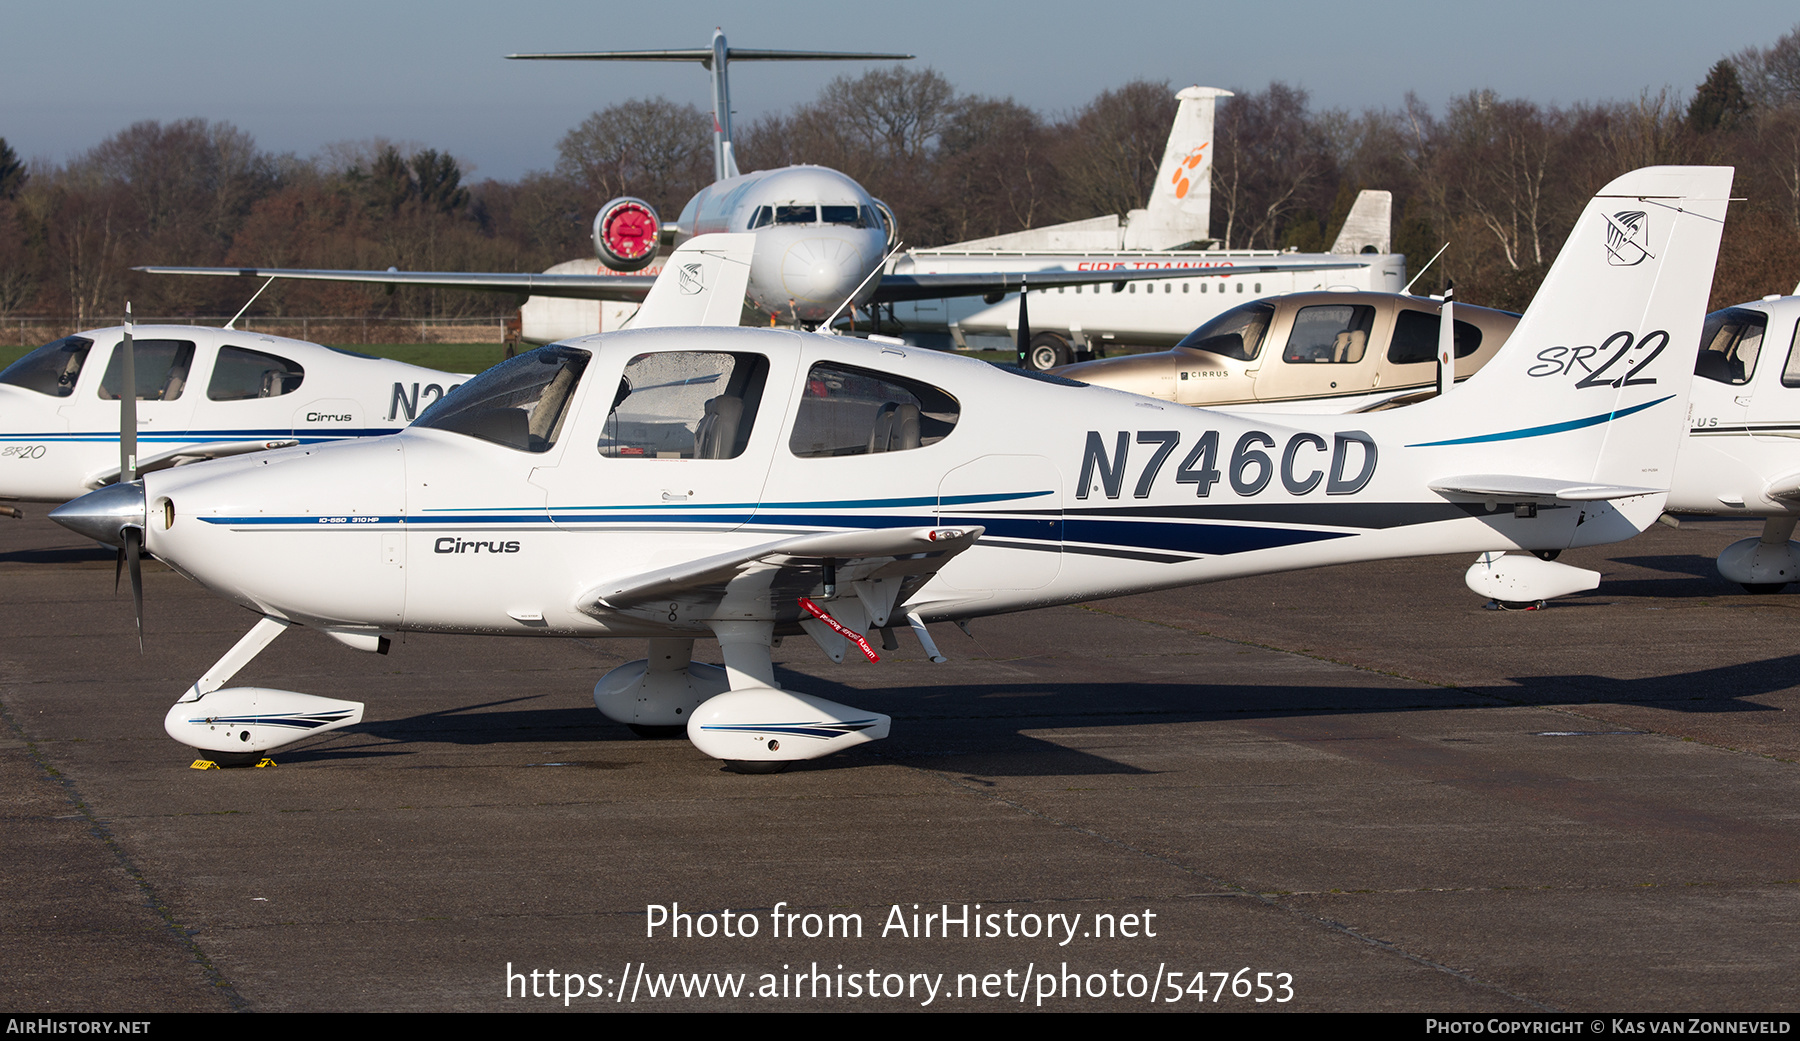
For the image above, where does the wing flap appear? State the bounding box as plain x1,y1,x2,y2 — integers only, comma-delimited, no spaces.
581,525,982,620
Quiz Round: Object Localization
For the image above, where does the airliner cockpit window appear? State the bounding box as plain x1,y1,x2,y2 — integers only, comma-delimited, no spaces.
1175,301,1275,361
1697,308,1767,386
821,205,863,226
748,206,773,229
789,363,959,458
415,345,590,452
600,351,770,460
98,340,196,401
0,337,92,397
776,205,818,225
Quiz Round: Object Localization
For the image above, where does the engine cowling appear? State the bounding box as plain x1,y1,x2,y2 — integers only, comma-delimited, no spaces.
592,197,661,272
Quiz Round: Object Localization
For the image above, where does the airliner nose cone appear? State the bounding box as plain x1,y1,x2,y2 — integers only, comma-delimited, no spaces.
780,237,866,315
49,481,146,547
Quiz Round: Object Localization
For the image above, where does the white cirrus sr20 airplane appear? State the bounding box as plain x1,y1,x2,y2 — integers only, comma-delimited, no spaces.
0,324,463,508
52,166,1732,771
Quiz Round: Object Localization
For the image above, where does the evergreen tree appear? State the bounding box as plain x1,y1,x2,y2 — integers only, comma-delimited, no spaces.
1688,60,1751,132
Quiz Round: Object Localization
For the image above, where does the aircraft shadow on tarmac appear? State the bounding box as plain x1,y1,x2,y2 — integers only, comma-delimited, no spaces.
268,649,1795,775
0,543,118,565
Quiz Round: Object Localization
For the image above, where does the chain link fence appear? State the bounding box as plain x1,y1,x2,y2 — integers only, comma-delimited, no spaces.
0,316,510,348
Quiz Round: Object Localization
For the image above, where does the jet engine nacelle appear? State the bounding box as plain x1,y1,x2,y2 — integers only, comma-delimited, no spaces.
592,197,661,272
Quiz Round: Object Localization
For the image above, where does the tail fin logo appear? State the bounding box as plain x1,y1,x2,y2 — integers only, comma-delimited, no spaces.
678,263,706,295
1170,144,1208,200
1605,211,1652,266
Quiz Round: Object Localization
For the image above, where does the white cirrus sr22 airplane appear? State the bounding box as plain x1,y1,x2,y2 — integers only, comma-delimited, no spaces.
52,166,1732,771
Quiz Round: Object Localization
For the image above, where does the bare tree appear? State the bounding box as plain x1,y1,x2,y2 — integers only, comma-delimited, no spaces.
554,99,710,217
1051,80,1177,223
1211,83,1334,249
1733,23,1800,109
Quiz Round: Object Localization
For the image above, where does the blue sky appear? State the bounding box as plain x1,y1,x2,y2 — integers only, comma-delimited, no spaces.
6,1,1797,181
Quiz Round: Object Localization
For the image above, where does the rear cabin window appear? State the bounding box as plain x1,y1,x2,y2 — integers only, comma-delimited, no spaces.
0,336,92,397
1697,308,1766,386
1781,320,1800,389
600,351,770,460
1387,310,1484,365
789,362,959,458
99,340,196,401
1283,305,1376,364
208,347,305,400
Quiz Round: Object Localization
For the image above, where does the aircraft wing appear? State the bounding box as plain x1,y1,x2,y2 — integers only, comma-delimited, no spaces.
132,266,656,303
578,525,982,632
1762,472,1800,503
1429,475,1666,502
869,261,1383,303
85,438,301,489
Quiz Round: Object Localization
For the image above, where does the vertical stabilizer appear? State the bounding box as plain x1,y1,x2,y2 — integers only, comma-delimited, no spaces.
1329,190,1392,254
1123,86,1232,250
1400,166,1733,541
707,30,740,181
628,233,757,329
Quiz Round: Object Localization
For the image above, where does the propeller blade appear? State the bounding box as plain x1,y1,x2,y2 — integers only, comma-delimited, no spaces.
120,303,137,485
115,544,124,593
124,526,143,652
1437,281,1456,398
1015,279,1030,368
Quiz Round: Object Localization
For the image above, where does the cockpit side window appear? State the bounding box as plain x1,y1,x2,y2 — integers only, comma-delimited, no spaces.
1697,308,1767,386
789,362,959,458
600,352,770,460
98,340,197,401
1175,301,1275,361
415,345,590,452
748,206,773,229
1282,305,1376,364
207,346,305,400
0,336,92,397
1388,310,1482,365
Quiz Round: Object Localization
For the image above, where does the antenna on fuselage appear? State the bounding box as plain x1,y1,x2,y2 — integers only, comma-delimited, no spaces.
507,29,913,184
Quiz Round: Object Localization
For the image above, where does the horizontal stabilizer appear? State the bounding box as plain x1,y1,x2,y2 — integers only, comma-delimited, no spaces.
1429,475,1665,501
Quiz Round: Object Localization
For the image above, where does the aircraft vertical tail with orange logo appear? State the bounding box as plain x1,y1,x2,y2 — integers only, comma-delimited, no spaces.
1124,86,1232,250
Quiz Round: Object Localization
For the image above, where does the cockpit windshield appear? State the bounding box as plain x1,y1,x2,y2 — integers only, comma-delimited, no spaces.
0,336,93,397
415,345,590,452
1175,301,1275,361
